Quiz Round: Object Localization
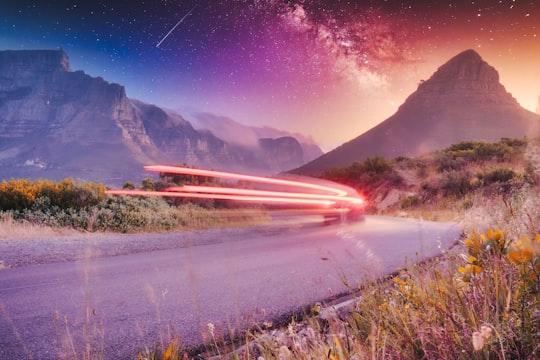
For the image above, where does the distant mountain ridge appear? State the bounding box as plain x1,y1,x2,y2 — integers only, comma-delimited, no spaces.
0,49,323,185
295,49,540,174
187,112,323,162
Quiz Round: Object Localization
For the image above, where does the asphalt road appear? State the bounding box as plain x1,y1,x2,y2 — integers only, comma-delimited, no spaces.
0,216,461,359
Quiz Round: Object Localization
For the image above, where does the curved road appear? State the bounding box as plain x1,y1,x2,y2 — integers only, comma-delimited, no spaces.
0,216,461,359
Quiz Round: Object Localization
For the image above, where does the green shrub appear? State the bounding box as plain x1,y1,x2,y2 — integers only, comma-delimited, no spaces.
484,168,516,184
321,157,403,200
441,170,471,198
401,195,419,208
91,196,181,233
0,178,106,211
443,138,527,163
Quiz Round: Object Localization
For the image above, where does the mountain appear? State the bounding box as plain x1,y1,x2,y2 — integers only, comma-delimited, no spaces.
0,49,319,185
295,49,540,174
186,112,323,162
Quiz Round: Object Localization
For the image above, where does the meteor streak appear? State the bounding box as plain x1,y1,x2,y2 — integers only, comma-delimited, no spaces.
156,4,198,48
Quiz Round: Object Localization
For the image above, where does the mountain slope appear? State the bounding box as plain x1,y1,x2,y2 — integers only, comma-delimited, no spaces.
0,49,158,183
187,112,324,163
295,49,540,174
0,49,319,184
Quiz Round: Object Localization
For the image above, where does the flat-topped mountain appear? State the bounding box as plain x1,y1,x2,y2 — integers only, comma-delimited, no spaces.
0,49,322,185
295,49,540,174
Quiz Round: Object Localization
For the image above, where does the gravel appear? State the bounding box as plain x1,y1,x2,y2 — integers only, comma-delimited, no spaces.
0,223,300,269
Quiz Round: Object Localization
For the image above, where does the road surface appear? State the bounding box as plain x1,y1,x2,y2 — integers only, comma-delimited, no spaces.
0,216,461,359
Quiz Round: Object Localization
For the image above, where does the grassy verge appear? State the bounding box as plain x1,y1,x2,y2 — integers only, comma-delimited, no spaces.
0,211,81,239
0,204,269,239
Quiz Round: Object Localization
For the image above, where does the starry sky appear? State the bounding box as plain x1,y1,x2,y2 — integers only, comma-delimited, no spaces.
1,0,539,151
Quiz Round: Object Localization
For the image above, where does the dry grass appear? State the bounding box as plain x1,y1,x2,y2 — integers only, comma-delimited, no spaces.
176,207,270,231
0,212,81,239
0,207,270,240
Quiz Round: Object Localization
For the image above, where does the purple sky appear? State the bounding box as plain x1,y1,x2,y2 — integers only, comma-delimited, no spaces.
1,0,539,150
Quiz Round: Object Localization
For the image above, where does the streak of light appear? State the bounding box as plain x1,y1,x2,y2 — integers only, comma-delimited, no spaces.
166,185,364,205
144,165,349,196
106,189,335,206
156,3,198,48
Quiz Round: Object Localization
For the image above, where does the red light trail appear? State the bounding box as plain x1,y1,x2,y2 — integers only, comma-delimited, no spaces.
106,189,336,206
106,165,364,209
166,185,363,205
143,165,349,197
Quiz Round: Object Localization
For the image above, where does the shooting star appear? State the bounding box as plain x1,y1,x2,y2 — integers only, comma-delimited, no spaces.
156,3,198,48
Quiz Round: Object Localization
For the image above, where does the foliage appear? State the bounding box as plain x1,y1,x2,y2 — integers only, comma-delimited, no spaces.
440,170,472,198
321,157,403,200
483,168,516,184
316,138,536,214
0,178,266,233
443,138,527,163
401,195,419,209
157,164,214,187
0,178,106,211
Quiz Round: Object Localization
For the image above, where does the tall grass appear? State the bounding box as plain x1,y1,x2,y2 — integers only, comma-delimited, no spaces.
0,211,80,239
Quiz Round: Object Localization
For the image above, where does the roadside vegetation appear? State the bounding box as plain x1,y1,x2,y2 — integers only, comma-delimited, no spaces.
322,137,537,220
136,138,539,359
0,176,267,237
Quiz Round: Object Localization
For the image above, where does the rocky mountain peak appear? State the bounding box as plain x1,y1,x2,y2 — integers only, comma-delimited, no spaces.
406,49,516,107
295,49,539,174
0,49,321,184
0,49,71,76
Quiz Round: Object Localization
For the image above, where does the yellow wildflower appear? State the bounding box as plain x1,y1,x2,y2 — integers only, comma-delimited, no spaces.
508,249,533,264
470,264,483,274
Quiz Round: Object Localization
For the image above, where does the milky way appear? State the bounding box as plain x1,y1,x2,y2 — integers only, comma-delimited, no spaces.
1,0,539,149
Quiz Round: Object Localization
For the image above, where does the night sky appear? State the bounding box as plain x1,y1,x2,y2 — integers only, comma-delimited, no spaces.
1,0,539,150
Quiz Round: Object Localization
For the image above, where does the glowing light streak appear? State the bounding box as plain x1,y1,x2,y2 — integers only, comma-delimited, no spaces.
144,165,349,196
106,189,335,206
166,185,363,205
107,165,364,210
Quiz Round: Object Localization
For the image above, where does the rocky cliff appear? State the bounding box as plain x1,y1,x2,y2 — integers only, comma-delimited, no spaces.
259,136,304,172
0,49,318,184
187,112,323,164
295,49,540,174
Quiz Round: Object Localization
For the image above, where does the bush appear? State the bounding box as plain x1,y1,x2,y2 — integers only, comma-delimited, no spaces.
484,168,516,184
401,195,419,208
321,157,403,200
0,178,106,211
90,196,181,233
443,138,527,163
441,170,472,198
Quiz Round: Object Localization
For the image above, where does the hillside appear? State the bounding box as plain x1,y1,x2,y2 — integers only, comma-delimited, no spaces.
317,137,540,218
295,49,540,174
